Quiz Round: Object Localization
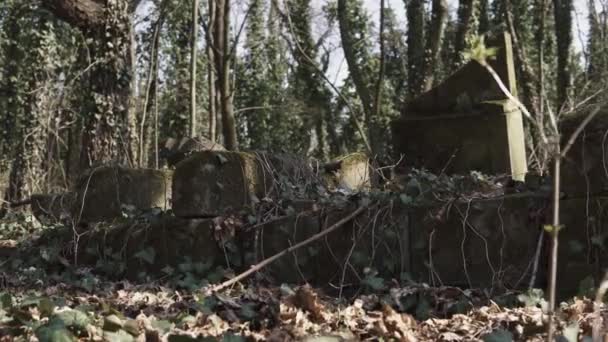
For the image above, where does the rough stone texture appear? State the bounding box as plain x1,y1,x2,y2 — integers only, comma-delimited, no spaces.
323,153,373,192
250,212,322,284
73,166,172,223
408,196,541,290
391,32,527,181
78,216,222,278
172,151,319,217
248,202,410,288
560,113,608,197
555,198,608,298
172,151,271,218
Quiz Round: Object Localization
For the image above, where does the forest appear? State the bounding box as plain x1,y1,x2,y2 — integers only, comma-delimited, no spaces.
1,0,608,341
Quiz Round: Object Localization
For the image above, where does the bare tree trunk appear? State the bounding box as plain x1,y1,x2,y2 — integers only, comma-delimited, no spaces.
141,9,164,167
207,0,217,142
190,0,199,138
213,0,238,150
422,0,448,91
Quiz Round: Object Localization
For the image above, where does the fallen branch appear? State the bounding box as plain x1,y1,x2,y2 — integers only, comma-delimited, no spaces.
211,203,374,292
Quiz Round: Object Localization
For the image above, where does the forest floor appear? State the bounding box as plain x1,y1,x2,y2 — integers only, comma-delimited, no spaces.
0,213,605,341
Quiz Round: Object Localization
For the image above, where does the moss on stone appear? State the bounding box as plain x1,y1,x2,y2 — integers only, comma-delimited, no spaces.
73,166,172,223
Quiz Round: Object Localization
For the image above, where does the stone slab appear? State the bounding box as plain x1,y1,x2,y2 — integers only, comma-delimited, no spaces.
73,166,172,223
391,32,527,181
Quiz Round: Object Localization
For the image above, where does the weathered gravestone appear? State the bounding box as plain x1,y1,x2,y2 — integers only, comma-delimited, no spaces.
391,32,527,181
73,166,172,223
322,152,374,192
172,151,319,217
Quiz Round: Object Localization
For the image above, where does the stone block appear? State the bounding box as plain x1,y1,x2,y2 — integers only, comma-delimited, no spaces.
409,195,539,290
78,216,222,278
391,32,527,181
73,166,172,223
323,153,373,192
172,151,271,218
554,198,608,298
560,114,608,196
172,151,318,217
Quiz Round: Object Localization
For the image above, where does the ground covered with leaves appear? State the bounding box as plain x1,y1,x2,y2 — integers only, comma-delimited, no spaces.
0,269,604,341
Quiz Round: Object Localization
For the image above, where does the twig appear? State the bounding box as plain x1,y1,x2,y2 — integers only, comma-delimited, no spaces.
561,104,603,157
211,204,373,292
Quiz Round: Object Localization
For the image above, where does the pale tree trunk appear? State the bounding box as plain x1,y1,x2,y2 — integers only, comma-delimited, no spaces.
207,0,217,142
41,0,139,168
190,0,199,138
213,0,238,150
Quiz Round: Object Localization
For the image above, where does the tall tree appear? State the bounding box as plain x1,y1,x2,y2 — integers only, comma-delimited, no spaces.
553,0,573,107
285,0,333,158
337,0,382,156
453,0,481,68
405,0,426,98
382,7,408,106
206,0,217,142
213,0,238,150
239,0,270,149
160,0,192,139
190,0,199,137
41,0,140,167
586,0,608,84
422,0,449,91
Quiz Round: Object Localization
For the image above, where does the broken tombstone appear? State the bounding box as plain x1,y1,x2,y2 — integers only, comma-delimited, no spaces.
172,151,320,217
322,152,373,192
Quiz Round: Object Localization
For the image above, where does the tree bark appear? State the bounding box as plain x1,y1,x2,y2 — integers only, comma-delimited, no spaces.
453,0,481,69
207,0,217,142
337,0,382,156
406,0,426,97
422,0,448,91
42,0,137,167
553,0,573,108
337,0,374,116
190,0,199,138
213,0,238,150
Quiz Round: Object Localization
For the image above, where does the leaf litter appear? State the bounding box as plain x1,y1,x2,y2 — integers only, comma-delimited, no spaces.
1,269,607,341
